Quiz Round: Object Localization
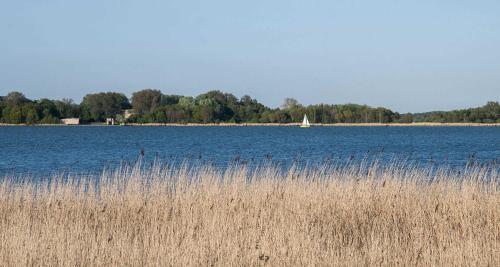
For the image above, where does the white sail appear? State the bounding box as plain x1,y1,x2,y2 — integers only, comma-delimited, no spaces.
302,114,310,127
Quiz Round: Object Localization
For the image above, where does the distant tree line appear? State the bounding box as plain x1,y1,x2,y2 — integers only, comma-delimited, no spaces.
412,102,500,123
0,90,498,124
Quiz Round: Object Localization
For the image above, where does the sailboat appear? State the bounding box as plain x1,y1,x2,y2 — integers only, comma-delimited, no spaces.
300,114,310,128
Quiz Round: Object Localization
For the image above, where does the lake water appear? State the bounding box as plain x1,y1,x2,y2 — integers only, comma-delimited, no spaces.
0,126,499,177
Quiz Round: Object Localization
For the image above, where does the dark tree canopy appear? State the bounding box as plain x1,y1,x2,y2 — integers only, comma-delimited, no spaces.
54,99,81,119
131,89,163,115
81,92,131,122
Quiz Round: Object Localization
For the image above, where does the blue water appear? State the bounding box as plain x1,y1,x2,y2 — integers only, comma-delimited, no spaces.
0,126,499,176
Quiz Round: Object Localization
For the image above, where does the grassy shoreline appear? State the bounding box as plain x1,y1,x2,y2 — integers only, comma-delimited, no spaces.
0,163,498,266
1,122,499,127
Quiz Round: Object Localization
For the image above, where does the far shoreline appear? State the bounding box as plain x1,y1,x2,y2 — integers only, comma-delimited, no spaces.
1,122,499,127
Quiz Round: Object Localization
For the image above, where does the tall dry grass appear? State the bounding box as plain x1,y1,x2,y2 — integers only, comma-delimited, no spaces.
0,163,498,266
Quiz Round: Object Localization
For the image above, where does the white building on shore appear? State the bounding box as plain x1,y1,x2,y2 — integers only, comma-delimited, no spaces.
61,118,80,125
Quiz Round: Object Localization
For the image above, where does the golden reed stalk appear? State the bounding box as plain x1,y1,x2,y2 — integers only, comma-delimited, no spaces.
0,163,498,266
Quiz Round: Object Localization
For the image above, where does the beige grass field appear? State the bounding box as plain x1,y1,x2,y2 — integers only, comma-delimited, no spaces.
0,163,498,266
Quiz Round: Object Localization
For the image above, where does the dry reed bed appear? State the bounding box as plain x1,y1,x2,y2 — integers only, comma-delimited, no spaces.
0,164,499,266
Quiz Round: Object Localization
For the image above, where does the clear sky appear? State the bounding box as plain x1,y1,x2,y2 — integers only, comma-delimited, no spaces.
1,0,499,112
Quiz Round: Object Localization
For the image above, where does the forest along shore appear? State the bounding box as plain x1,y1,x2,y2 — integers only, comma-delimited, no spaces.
1,122,499,127
1,91,499,125
127,122,500,127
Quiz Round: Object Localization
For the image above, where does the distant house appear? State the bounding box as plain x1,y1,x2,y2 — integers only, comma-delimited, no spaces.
61,118,80,125
124,109,135,119
106,118,115,125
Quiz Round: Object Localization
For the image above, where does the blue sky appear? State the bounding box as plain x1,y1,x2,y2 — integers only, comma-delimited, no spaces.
1,0,499,112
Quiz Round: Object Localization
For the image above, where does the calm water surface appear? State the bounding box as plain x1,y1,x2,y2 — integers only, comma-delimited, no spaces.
0,126,499,176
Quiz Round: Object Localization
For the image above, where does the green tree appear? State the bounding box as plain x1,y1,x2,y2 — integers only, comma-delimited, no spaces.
281,98,304,122
4,91,29,107
162,94,181,105
54,98,80,118
1,91,30,123
0,96,5,121
178,96,195,122
193,97,219,123
36,99,60,121
193,91,236,122
397,113,413,123
2,106,23,123
23,103,39,124
237,95,269,122
131,89,163,115
81,92,131,122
